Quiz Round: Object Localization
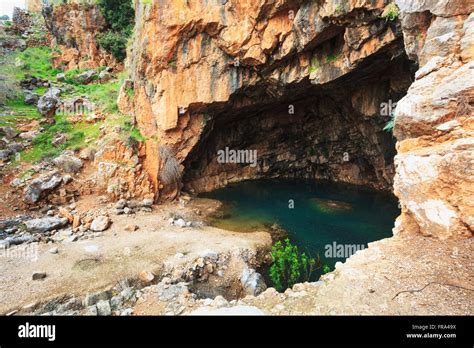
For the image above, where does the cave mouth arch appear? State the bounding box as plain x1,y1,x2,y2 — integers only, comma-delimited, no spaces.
182,53,415,195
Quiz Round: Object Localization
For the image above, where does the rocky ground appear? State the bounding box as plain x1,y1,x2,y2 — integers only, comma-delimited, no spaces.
130,232,474,316
0,197,272,316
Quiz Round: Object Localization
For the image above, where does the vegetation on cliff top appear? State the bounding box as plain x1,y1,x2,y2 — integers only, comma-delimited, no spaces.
96,0,135,61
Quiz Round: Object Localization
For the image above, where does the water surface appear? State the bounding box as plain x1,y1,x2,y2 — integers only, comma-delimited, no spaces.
201,179,400,269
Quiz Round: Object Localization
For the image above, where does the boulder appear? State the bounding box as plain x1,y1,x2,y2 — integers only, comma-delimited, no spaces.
72,215,81,229
24,90,39,105
79,147,96,161
0,126,18,139
90,216,110,232
44,87,62,99
115,199,127,209
84,290,112,307
139,270,155,284
32,272,47,281
110,296,123,311
52,133,67,147
155,282,189,301
58,207,74,223
76,70,97,84
62,174,73,184
98,70,112,83
48,247,59,254
174,218,186,228
7,142,24,154
20,75,49,90
240,267,267,296
56,73,66,82
96,300,112,316
142,198,153,207
25,217,68,233
53,153,83,173
37,94,60,118
124,224,138,232
19,130,39,141
0,149,12,161
24,172,63,203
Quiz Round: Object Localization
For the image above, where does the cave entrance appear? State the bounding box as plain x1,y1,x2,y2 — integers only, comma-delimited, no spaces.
180,43,415,285
182,54,414,194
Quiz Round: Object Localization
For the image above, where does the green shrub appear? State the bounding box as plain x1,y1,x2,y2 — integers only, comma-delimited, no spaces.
97,31,128,61
326,53,339,63
96,0,135,61
130,127,145,141
269,239,322,292
381,3,399,21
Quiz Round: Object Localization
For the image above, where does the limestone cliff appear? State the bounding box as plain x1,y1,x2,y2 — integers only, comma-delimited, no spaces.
393,1,473,239
42,3,119,71
120,0,414,199
117,0,473,240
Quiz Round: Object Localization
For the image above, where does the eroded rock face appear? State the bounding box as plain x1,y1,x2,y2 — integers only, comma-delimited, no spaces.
121,0,414,199
42,3,118,71
88,135,155,201
393,1,473,239
119,0,472,240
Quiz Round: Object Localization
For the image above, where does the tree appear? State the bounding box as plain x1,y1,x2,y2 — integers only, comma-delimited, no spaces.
96,0,135,61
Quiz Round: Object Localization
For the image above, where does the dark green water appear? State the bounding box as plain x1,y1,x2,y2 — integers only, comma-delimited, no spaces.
201,179,400,269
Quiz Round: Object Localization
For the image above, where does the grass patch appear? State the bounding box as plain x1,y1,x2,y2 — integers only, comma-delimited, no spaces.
130,127,145,142
70,80,121,113
4,98,41,119
0,47,59,105
1,42,123,164
20,114,102,163
15,47,61,81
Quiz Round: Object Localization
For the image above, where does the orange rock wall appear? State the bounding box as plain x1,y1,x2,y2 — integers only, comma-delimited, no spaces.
122,0,406,200
42,3,120,71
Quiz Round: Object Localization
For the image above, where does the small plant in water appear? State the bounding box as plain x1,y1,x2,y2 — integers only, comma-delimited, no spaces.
269,238,322,292
323,264,331,274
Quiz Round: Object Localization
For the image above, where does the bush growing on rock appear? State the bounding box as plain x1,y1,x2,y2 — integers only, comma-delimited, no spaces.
269,239,322,292
96,0,134,61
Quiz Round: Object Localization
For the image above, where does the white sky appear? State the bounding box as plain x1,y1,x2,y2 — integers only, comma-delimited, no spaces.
0,0,26,18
